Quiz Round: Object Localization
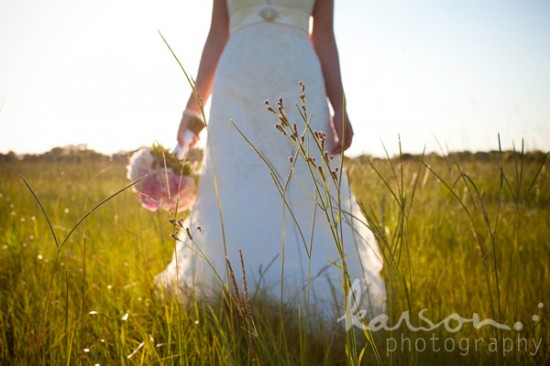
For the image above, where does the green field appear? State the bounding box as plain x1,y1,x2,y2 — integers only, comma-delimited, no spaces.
0,147,548,365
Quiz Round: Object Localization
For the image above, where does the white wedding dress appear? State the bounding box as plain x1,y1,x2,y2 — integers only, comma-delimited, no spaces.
155,0,385,320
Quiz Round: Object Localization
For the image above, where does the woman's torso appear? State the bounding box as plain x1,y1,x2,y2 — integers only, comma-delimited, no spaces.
227,0,315,35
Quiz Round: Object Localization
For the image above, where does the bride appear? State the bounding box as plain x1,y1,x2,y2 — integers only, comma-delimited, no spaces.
155,0,386,320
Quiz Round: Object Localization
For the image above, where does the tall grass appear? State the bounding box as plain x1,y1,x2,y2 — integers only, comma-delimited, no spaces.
0,139,548,365
350,145,549,365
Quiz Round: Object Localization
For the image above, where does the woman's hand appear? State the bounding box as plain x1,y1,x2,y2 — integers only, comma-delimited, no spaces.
331,111,354,155
176,113,201,149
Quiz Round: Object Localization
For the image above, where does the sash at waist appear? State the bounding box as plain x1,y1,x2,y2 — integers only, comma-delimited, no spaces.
230,5,309,34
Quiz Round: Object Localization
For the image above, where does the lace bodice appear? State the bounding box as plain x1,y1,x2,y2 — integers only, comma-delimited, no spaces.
228,0,315,34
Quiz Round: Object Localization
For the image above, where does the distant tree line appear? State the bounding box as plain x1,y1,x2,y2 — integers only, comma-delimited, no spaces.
0,144,204,164
352,149,548,164
0,145,127,163
0,144,546,164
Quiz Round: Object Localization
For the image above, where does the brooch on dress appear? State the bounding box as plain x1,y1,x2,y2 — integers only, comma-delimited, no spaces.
259,6,279,22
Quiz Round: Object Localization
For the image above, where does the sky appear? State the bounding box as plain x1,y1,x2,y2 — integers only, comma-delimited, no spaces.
1,0,549,157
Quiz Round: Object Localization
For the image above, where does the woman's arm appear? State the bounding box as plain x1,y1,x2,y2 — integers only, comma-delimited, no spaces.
311,0,354,154
177,0,229,147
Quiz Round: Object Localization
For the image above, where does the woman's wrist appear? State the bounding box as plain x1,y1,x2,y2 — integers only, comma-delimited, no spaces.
181,108,206,135
182,108,202,119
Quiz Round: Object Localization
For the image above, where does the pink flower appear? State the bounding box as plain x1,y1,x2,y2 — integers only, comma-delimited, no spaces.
137,172,161,211
134,169,195,213
128,147,197,213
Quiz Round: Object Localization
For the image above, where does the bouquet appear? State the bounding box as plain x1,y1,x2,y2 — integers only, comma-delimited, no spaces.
127,144,197,213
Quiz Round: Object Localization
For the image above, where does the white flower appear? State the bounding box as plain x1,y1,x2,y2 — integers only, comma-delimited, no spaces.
127,148,155,181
